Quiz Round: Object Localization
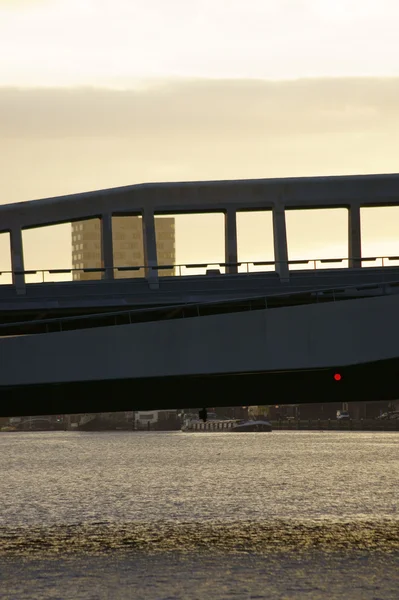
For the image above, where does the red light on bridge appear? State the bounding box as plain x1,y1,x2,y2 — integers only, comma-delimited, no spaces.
334,373,342,381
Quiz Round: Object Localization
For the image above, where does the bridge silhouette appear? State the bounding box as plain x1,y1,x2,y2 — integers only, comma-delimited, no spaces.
1,172,399,417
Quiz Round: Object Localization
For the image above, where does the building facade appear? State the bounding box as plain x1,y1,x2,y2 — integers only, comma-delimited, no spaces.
72,216,175,280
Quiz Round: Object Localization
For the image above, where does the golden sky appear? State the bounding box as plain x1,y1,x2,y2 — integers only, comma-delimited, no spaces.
1,0,399,84
0,1,399,276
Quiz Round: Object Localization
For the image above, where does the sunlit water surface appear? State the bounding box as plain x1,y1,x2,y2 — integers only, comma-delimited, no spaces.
0,430,398,599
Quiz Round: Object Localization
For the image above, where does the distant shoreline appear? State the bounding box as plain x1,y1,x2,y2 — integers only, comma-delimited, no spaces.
269,418,398,432
1,420,398,433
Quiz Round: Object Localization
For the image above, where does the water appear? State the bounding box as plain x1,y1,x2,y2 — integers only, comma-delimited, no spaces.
0,430,398,599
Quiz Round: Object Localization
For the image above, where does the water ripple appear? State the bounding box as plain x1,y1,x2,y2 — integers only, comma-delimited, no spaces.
1,520,398,556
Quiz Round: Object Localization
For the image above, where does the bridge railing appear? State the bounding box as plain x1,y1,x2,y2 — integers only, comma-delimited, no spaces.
2,255,399,286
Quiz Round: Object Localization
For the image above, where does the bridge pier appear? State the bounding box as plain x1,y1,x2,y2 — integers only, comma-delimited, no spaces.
224,208,238,274
10,227,26,294
101,213,114,280
142,208,159,288
348,203,362,269
272,205,289,282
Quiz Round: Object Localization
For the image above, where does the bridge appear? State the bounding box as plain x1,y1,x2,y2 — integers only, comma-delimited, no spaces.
1,172,399,416
1,172,399,318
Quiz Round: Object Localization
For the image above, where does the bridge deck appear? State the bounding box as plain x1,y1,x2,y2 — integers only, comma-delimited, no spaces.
1,265,399,317
1,272,399,337
2,292,399,416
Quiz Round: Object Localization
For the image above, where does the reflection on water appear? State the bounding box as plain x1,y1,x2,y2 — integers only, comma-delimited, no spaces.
2,553,399,600
0,431,398,599
1,520,399,556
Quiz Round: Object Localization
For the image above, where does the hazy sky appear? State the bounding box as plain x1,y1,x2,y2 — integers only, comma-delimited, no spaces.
1,0,399,278
1,0,399,84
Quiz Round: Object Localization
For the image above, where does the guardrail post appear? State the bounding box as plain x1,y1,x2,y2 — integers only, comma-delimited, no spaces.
10,227,26,295
224,208,238,274
348,203,362,268
142,207,159,288
101,213,114,280
272,204,289,282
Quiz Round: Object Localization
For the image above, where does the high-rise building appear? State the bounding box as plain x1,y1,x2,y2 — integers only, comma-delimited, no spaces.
71,216,175,280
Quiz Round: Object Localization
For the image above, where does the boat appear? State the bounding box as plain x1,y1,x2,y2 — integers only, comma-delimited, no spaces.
181,416,272,432
230,419,272,432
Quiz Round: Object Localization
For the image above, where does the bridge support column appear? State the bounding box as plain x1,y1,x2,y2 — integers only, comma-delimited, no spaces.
101,214,114,280
273,205,289,282
10,227,26,294
225,208,238,274
142,208,159,287
348,204,362,268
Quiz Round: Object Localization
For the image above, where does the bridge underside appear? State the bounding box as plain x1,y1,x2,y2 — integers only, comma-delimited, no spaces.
1,357,399,417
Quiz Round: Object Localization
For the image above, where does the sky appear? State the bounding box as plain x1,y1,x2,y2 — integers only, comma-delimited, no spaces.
1,0,399,278
1,0,399,84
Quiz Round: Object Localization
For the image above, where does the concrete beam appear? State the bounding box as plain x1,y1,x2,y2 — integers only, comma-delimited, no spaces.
142,208,159,287
0,173,399,233
348,204,362,269
101,214,114,280
10,228,26,294
224,208,238,274
272,205,289,281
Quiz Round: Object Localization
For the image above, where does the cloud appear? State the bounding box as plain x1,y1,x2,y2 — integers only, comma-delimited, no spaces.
1,78,399,140
1,77,399,271
0,77,398,207
0,0,50,7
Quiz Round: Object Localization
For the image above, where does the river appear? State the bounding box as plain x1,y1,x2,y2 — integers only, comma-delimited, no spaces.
0,430,398,599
